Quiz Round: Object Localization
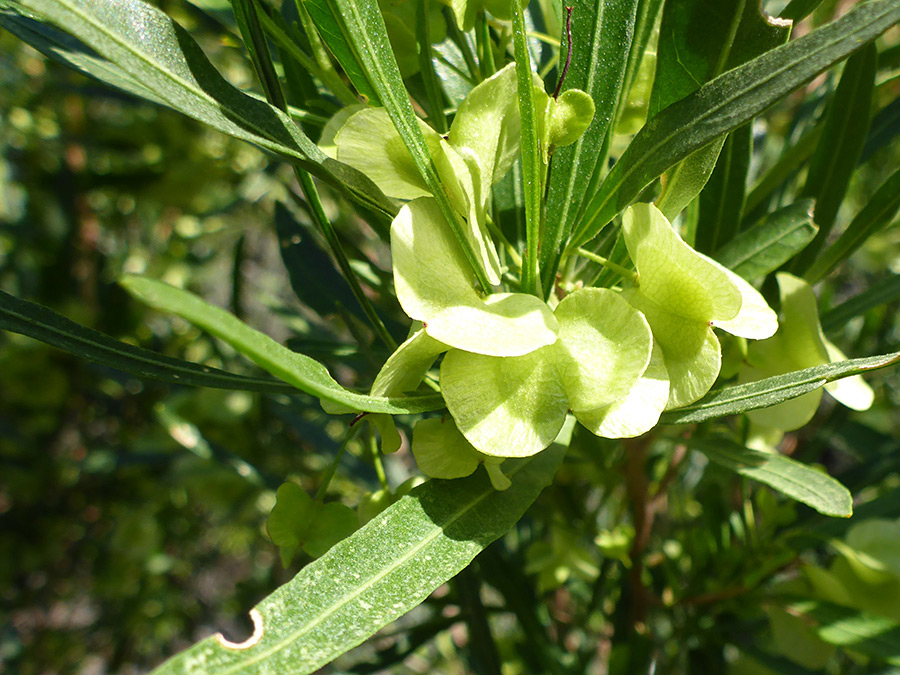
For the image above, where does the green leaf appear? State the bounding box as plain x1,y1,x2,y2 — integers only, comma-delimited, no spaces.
511,0,544,296
779,0,826,21
0,9,167,106
11,0,396,219
691,438,852,517
649,0,789,222
0,290,297,395
742,125,821,221
302,0,381,103
805,167,900,283
660,351,900,425
150,442,566,674
648,0,790,117
787,600,900,664
119,276,445,415
541,0,639,295
791,43,878,275
820,274,900,333
713,200,817,282
695,125,752,254
570,0,900,249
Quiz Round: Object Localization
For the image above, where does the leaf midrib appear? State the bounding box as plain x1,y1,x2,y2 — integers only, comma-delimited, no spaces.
575,0,894,246
217,458,536,672
47,0,307,162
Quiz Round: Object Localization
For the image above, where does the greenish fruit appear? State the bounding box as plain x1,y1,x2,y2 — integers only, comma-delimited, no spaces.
547,89,595,148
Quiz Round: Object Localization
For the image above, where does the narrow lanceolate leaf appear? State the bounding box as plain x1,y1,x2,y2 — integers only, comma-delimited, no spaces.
660,351,900,425
786,601,900,664
805,167,900,283
695,124,752,254
511,0,542,296
570,0,900,250
150,443,566,675
0,10,168,105
301,0,381,103
310,0,493,291
791,43,878,275
821,274,900,334
743,125,821,221
692,439,852,517
0,290,298,395
10,0,396,219
649,0,789,222
120,276,445,414
714,200,817,282
541,0,638,296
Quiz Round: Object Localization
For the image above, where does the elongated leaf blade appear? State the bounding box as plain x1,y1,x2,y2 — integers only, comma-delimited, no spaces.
714,200,817,282
695,124,752,254
570,0,900,249
10,0,396,218
649,0,789,223
692,438,851,517
511,0,541,296
791,43,877,274
660,351,900,425
150,443,566,674
120,276,444,414
302,0,381,103
821,274,900,333
0,290,297,394
541,0,639,293
805,167,900,283
0,10,168,105
787,601,900,663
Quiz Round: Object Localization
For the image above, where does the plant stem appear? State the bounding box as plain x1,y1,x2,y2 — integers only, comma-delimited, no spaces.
446,10,481,83
315,423,361,500
476,11,496,78
368,427,390,491
511,0,543,297
416,0,448,133
237,0,398,349
552,6,574,99
294,169,397,350
575,248,638,284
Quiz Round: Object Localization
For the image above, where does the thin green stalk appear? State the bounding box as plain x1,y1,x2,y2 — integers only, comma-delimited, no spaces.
446,10,481,82
416,0,448,133
486,215,523,269
476,11,496,77
235,1,397,350
292,0,359,100
258,9,359,107
315,424,361,500
368,428,390,491
511,0,543,297
294,168,397,350
575,247,637,283
233,0,287,110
